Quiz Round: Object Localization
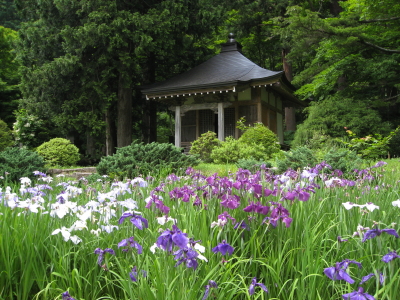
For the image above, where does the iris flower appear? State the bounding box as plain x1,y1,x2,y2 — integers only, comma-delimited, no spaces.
324,259,362,284
362,228,399,242
212,240,234,256
249,277,268,295
62,291,76,300
156,225,188,251
202,280,218,300
173,248,199,270
129,266,147,282
342,287,375,300
118,237,143,254
360,272,384,285
118,211,148,230
94,248,115,266
382,250,400,263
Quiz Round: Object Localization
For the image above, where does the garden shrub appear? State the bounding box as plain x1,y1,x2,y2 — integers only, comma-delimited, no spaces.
0,147,47,182
236,158,272,173
210,137,267,164
276,146,318,173
323,148,363,173
238,121,280,159
36,138,80,167
336,127,400,161
96,141,200,179
189,131,221,162
0,119,13,151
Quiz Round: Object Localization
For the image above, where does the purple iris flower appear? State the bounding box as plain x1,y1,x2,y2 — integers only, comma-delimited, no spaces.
249,277,268,295
342,287,375,300
212,240,234,256
218,211,236,225
264,202,292,227
129,266,147,282
362,228,399,242
382,250,400,263
94,248,115,266
156,225,188,251
173,248,199,270
243,202,269,215
118,212,148,230
62,291,76,300
360,273,384,285
234,220,250,230
220,194,241,209
118,237,143,254
202,280,218,300
324,259,362,284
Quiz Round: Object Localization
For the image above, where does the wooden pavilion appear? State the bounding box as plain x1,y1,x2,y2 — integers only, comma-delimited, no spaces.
142,34,305,151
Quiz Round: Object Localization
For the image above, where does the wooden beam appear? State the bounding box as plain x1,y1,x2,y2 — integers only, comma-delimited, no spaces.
175,106,181,148
218,102,224,141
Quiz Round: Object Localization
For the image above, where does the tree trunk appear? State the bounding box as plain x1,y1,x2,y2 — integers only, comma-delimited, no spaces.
282,48,296,132
117,66,132,148
105,108,116,155
282,48,293,82
142,52,157,143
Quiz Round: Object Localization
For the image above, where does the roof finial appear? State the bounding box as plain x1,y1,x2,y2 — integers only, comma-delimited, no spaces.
228,33,235,43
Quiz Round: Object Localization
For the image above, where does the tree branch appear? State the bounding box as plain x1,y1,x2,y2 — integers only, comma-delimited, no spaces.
359,16,400,23
360,40,400,53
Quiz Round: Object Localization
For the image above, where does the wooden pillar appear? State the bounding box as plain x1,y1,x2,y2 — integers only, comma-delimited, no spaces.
218,102,224,141
175,106,181,148
285,107,296,131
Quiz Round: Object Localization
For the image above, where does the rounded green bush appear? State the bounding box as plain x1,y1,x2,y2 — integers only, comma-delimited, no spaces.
97,141,200,179
0,119,13,152
238,123,280,159
36,138,80,167
189,131,221,163
0,147,47,182
210,137,268,164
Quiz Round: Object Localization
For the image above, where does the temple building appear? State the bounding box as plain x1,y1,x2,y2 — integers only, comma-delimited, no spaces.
142,34,304,151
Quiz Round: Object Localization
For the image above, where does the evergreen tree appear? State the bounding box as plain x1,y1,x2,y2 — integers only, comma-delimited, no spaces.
15,0,223,156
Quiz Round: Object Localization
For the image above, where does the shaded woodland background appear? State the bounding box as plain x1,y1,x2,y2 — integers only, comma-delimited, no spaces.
1,0,399,163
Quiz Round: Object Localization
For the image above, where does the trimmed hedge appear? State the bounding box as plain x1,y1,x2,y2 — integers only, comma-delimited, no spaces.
97,142,200,179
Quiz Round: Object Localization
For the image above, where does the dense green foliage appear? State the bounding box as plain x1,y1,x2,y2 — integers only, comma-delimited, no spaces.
189,131,221,163
277,146,364,173
322,148,363,174
236,157,272,172
292,98,391,147
97,141,200,179
0,0,22,30
0,0,398,159
36,138,80,167
276,146,318,173
336,127,400,161
14,0,224,155
0,147,46,181
0,119,13,151
0,25,19,126
275,0,400,142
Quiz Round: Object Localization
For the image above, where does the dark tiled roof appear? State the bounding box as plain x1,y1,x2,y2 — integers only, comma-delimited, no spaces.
142,40,283,95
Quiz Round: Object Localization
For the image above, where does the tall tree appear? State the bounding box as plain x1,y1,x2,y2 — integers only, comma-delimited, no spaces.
274,0,400,142
15,0,223,156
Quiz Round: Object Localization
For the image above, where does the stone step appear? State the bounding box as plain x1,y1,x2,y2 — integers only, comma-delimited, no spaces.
48,167,97,175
